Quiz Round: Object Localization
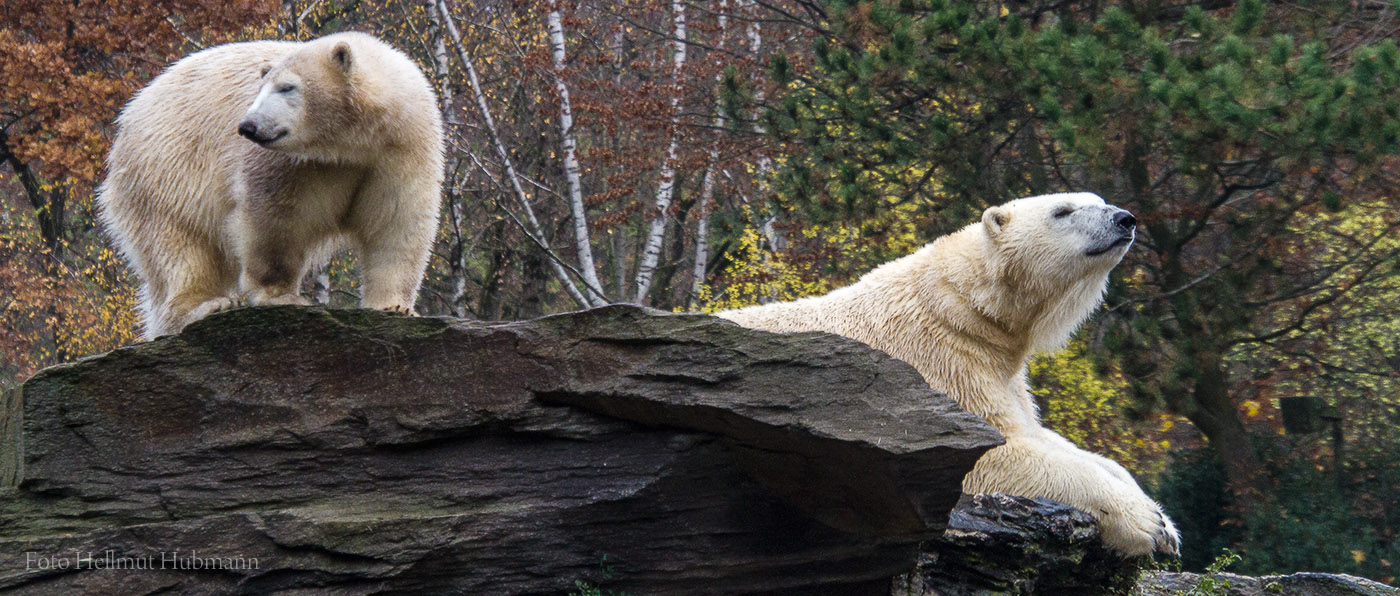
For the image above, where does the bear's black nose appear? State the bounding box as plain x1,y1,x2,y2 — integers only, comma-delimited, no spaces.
237,121,259,140
1114,211,1137,230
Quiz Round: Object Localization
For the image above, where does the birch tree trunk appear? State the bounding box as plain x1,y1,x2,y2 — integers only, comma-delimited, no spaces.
690,169,715,306
633,0,687,304
434,0,590,308
428,1,455,122
447,195,471,317
737,0,783,253
311,269,331,305
278,0,296,36
548,1,607,306
426,0,470,317
690,0,730,305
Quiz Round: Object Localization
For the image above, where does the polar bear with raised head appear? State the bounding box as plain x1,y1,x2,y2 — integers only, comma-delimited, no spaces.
719,192,1179,557
99,32,444,339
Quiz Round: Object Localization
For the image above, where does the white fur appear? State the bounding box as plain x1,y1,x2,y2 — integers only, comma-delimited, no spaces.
719,192,1180,556
246,84,273,114
98,32,445,339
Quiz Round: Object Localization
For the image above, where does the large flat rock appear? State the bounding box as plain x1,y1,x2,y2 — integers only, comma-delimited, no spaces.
0,305,1001,595
1139,571,1399,596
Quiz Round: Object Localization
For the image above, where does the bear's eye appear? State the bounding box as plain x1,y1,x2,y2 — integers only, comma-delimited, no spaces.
1053,207,1074,218
275,83,296,94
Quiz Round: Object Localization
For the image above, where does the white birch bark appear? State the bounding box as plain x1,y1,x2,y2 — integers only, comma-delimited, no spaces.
690,0,730,303
448,195,470,317
549,1,607,306
428,1,456,121
311,268,331,305
737,0,782,253
426,0,469,316
633,0,688,304
691,167,715,302
434,0,590,308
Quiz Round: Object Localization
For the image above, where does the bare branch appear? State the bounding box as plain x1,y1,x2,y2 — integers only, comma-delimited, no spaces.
434,0,590,308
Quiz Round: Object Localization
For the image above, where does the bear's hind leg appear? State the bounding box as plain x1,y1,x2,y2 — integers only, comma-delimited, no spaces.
151,241,240,338
180,296,240,324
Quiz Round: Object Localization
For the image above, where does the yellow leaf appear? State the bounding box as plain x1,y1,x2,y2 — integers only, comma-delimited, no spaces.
1243,400,1261,418
1352,550,1367,564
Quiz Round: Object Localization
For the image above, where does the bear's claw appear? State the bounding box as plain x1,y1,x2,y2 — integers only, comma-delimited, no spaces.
377,304,417,316
257,293,311,307
186,296,239,321
1098,494,1181,557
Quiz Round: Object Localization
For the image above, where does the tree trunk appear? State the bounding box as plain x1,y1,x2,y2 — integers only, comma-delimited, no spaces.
479,221,509,320
519,244,545,320
309,265,331,305
691,167,716,307
1153,217,1268,513
2,134,68,362
426,1,454,120
653,196,690,310
1181,349,1270,512
446,187,472,317
690,0,729,308
547,1,606,306
633,0,687,304
737,0,782,256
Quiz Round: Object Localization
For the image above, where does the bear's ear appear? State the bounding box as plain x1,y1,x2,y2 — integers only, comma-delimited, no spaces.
258,63,272,78
982,206,1009,239
331,41,353,74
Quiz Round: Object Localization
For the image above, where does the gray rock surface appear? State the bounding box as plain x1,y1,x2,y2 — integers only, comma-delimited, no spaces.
896,493,1141,596
897,494,1398,596
0,305,1002,595
1139,570,1399,596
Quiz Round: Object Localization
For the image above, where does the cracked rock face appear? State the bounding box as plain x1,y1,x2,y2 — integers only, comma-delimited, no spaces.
1139,571,1400,596
0,305,1001,595
896,491,1399,596
896,494,1142,596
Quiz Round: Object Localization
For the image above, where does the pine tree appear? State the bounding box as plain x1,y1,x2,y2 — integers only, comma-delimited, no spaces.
764,0,1400,513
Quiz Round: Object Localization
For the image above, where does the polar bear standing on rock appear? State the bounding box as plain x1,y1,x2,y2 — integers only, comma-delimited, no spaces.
719,192,1180,557
99,32,444,339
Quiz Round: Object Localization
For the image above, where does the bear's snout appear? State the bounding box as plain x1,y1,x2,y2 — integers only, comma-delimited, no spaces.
237,120,260,140
1112,210,1136,230
237,118,286,146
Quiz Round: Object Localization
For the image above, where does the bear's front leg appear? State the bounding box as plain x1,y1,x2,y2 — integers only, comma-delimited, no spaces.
963,434,1180,557
237,212,313,307
350,176,438,315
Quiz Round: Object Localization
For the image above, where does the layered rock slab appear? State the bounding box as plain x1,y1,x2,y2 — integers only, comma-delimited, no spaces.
0,305,1000,595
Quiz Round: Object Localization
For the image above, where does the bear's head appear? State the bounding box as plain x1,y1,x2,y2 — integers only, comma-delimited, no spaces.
976,192,1135,349
979,192,1135,284
238,35,365,155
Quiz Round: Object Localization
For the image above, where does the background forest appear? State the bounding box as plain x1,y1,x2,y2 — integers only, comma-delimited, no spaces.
2,0,1398,582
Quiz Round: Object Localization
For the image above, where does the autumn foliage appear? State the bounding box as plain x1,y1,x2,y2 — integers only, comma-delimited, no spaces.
0,0,277,377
